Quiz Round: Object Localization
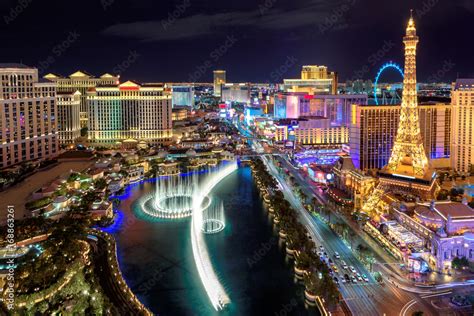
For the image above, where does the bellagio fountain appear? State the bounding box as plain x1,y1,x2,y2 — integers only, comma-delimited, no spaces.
138,161,238,310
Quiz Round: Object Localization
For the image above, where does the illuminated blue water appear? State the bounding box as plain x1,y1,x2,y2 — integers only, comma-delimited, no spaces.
108,167,318,316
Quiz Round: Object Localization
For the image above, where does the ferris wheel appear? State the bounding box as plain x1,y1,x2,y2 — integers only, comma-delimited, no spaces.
373,61,404,105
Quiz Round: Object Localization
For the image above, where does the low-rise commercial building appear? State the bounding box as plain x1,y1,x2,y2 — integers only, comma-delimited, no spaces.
332,156,376,210
390,201,474,271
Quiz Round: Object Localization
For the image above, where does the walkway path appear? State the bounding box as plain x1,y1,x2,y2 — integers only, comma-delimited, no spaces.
0,161,93,223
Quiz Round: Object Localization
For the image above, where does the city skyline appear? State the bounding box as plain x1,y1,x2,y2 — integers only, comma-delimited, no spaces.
0,0,473,82
2,3,474,316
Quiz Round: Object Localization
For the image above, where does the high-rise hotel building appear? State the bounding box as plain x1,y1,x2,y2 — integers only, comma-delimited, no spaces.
283,65,338,95
451,79,474,173
44,71,119,127
87,80,172,146
57,91,81,145
350,103,451,171
213,70,226,97
0,64,58,169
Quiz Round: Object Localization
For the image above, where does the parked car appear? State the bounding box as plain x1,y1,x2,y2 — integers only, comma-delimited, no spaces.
350,266,357,274
351,276,357,283
334,252,340,259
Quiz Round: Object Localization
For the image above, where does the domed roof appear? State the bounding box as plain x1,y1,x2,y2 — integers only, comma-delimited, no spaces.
414,205,443,225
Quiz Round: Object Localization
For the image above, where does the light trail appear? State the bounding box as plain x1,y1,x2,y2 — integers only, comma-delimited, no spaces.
191,162,237,310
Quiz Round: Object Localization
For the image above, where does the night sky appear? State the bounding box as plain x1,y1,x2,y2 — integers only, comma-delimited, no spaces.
0,0,472,83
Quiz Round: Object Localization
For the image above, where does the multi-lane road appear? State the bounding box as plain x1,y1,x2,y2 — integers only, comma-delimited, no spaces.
262,155,421,315
237,120,474,315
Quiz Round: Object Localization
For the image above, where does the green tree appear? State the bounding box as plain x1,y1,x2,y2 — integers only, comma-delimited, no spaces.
452,256,469,270
296,252,311,270
94,178,107,190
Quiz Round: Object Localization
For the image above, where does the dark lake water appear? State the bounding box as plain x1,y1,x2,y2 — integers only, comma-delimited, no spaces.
105,166,319,316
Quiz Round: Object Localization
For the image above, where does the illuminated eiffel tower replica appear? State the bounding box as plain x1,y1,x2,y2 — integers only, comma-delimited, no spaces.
362,13,439,218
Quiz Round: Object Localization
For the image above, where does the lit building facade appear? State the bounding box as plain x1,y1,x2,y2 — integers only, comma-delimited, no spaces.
172,85,194,108
274,117,348,146
273,92,367,124
332,157,377,210
172,107,188,121
57,91,81,145
87,81,172,146
213,70,226,97
221,83,251,104
44,71,119,127
304,94,367,126
350,103,451,170
0,64,58,169
450,79,474,173
283,65,337,95
274,92,308,119
391,201,474,271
